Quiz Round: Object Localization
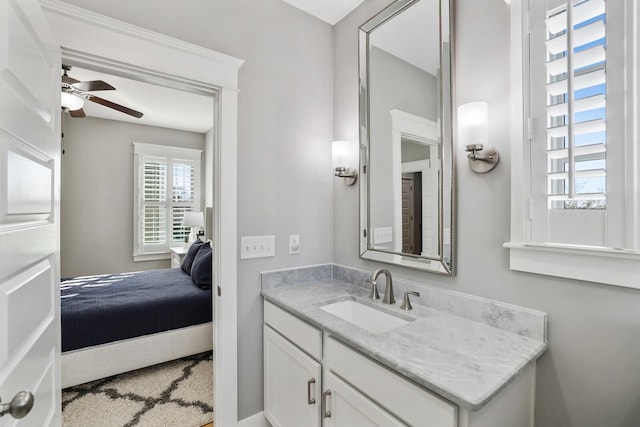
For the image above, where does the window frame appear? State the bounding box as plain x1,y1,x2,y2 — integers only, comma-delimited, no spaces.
133,142,202,261
506,0,640,289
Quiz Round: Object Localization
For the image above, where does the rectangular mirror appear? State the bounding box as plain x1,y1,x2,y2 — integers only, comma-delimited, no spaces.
359,0,455,275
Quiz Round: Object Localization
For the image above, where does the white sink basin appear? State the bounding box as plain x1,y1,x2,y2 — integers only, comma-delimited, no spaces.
319,299,411,334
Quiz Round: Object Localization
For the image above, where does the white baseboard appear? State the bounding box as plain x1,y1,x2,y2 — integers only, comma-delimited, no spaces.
238,411,269,427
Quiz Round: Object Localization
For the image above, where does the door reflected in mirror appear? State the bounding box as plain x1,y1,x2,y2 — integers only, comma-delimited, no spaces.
359,0,455,275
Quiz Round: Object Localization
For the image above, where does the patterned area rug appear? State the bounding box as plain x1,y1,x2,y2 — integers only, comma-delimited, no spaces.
62,352,213,427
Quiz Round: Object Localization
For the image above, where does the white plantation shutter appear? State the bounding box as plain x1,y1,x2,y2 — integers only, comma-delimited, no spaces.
133,143,202,259
171,160,197,243
142,158,167,246
527,0,620,246
508,0,640,287
545,0,606,210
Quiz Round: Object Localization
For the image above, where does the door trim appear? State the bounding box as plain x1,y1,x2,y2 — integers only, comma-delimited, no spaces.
40,1,243,425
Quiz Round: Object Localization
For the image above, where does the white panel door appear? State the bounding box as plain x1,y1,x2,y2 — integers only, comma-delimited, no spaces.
0,0,61,425
323,371,406,427
263,325,321,427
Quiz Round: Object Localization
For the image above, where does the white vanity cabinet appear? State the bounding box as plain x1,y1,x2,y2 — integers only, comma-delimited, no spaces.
264,300,537,427
264,325,321,427
324,336,456,426
264,301,452,426
322,371,406,426
264,301,323,427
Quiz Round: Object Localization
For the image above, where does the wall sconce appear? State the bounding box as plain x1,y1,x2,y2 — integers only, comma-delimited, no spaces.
332,140,358,185
458,101,499,173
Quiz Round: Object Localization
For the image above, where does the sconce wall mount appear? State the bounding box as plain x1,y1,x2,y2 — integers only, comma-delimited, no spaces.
465,144,500,173
458,101,500,174
334,166,358,186
332,140,358,186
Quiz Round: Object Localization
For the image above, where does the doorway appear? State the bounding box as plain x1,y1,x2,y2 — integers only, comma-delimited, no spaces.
42,2,242,424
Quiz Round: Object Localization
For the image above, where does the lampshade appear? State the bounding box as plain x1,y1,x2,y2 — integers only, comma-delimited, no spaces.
181,211,204,227
61,92,85,111
332,140,350,168
458,102,488,146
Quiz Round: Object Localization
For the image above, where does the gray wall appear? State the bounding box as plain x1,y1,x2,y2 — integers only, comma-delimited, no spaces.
334,1,640,427
60,116,205,277
59,0,335,419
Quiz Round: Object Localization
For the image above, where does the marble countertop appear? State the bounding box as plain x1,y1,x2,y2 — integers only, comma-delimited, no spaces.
261,278,548,411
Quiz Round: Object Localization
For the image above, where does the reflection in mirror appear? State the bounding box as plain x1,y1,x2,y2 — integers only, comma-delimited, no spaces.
359,0,455,275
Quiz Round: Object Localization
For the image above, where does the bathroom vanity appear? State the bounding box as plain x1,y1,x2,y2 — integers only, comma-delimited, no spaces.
261,265,547,427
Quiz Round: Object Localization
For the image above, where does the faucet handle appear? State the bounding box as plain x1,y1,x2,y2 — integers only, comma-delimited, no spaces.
400,291,420,310
365,278,380,300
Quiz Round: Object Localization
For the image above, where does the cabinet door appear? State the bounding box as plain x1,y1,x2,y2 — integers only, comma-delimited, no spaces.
264,325,321,427
323,371,406,427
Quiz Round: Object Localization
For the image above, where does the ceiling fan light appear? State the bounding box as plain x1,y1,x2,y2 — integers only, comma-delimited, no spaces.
61,92,84,111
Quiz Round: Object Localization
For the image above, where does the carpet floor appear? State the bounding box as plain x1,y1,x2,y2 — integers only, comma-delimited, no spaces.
62,352,213,427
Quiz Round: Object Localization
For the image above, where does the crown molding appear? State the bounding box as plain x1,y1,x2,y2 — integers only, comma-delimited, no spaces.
40,0,244,73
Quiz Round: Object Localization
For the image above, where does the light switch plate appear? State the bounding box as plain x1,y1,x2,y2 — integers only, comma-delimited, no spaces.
240,235,275,259
373,227,393,244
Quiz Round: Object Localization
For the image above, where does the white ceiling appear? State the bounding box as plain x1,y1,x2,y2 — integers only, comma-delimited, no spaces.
281,0,365,25
63,66,214,134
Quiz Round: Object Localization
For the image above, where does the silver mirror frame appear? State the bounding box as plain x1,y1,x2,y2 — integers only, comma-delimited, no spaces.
359,0,456,275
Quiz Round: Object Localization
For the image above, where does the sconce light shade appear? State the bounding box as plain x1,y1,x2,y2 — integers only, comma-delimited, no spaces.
458,101,499,173
331,141,349,169
332,141,358,186
61,92,84,111
458,101,488,146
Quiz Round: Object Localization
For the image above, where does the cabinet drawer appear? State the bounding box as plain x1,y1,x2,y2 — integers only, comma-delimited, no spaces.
264,300,322,361
325,336,457,427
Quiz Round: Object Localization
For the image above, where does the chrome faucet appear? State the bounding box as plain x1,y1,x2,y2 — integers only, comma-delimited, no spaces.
400,291,420,310
366,268,395,304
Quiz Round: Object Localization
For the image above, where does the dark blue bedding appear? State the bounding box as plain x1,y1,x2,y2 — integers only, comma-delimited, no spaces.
61,268,212,352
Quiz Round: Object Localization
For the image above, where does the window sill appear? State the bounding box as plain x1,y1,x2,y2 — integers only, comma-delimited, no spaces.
133,252,171,262
504,242,640,290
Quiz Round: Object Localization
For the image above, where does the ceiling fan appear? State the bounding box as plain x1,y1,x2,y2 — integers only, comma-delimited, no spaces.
61,65,144,119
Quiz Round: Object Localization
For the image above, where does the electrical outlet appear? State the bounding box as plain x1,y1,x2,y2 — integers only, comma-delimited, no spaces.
240,235,275,259
289,234,300,254
374,227,393,244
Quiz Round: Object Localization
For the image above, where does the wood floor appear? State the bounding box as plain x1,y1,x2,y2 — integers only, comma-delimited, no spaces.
201,423,213,427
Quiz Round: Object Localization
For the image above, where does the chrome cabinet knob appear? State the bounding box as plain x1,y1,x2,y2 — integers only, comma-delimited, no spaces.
0,391,34,419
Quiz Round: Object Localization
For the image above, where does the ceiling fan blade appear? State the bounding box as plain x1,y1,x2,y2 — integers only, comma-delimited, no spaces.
62,74,80,85
72,80,116,92
88,95,144,118
69,108,86,118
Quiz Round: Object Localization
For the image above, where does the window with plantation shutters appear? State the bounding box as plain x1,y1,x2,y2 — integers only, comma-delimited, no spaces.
527,0,612,247
133,143,202,260
507,0,640,289
544,0,606,211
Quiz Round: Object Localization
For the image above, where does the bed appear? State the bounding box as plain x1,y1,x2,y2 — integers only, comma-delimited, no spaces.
60,241,214,388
